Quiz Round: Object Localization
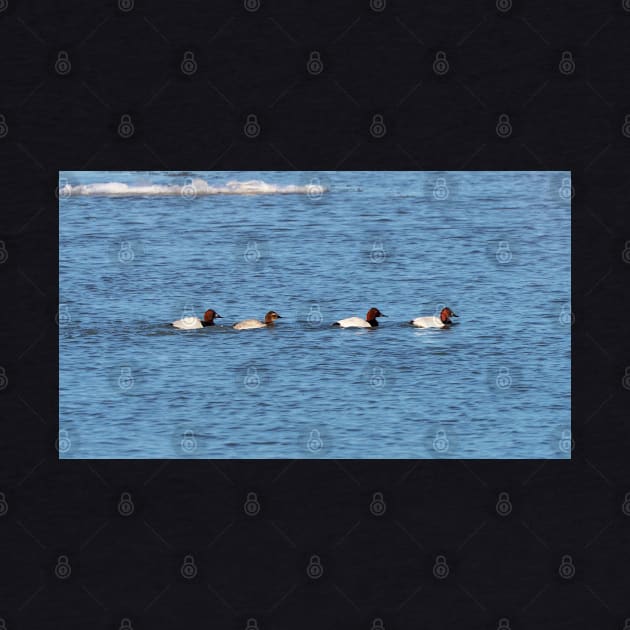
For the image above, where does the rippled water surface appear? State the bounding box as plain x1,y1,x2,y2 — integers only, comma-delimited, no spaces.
59,171,571,459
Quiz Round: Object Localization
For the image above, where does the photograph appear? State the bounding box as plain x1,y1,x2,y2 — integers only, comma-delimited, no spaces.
59,170,571,459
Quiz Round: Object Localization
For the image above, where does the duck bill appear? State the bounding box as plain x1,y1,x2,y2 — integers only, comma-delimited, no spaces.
215,314,223,318
451,313,458,318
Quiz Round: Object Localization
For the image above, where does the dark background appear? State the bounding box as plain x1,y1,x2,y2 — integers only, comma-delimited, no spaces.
1,0,629,628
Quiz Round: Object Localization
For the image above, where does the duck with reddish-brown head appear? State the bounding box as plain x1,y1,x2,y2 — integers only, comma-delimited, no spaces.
333,307,386,328
171,308,222,329
409,307,458,329
233,310,282,330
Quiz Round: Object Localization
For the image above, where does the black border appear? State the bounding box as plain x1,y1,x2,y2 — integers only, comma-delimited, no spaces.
2,1,630,628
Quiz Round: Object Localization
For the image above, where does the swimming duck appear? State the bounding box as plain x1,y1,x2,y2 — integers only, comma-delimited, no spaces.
233,311,282,330
409,307,458,328
333,307,386,328
171,309,222,329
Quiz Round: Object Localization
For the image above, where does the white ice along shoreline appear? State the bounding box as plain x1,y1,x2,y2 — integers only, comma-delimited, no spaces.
59,179,328,197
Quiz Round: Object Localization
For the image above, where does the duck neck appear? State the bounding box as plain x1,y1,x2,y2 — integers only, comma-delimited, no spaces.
201,319,215,327
367,317,379,327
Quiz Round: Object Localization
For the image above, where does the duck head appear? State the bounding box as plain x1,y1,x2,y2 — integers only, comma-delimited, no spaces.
440,307,458,324
366,307,386,326
203,309,222,324
264,311,282,324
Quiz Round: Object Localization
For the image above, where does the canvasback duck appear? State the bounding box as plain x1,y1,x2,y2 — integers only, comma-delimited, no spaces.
333,307,386,328
171,309,222,329
233,310,282,330
409,307,458,329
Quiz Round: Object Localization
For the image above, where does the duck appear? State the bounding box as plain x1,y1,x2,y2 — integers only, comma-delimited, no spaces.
233,311,282,330
171,309,222,329
333,307,386,328
409,307,458,329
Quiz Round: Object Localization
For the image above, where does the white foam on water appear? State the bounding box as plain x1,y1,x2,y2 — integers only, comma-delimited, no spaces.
61,179,327,197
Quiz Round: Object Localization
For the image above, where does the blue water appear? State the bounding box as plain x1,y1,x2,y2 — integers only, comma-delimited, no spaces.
59,171,571,459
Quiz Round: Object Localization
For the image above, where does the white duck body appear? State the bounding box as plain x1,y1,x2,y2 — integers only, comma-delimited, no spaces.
171,316,204,329
233,311,282,330
233,319,267,330
409,315,446,329
334,316,373,329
